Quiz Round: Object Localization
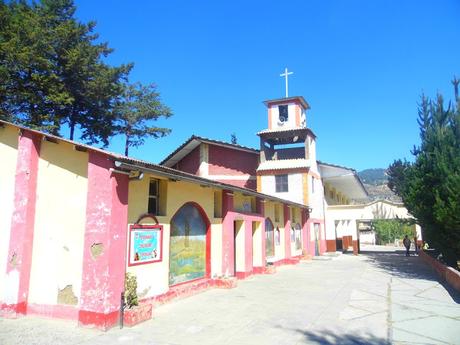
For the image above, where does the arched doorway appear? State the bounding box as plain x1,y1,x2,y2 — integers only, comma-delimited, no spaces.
265,218,275,258
169,202,210,286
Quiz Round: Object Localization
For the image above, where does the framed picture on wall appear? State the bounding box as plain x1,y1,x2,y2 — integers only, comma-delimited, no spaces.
128,224,163,266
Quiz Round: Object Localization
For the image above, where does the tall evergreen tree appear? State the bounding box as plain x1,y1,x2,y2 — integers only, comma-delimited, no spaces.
388,80,460,268
113,82,172,156
0,0,132,145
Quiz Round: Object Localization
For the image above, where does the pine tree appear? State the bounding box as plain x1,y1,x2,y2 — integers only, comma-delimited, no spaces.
388,80,460,268
0,0,132,145
113,82,172,156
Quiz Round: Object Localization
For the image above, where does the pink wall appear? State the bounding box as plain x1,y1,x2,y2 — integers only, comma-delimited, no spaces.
208,145,258,176
78,151,129,330
173,146,200,175
305,218,326,256
221,191,266,277
221,190,235,276
2,131,41,316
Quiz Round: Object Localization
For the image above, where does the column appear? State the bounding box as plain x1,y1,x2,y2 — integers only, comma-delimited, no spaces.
2,131,41,316
78,151,129,330
221,190,234,277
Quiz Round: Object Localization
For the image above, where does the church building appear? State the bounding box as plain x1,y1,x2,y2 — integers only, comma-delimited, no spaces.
0,92,367,330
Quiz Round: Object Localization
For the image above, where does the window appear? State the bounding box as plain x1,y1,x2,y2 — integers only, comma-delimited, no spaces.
278,105,288,122
275,228,281,246
148,179,159,215
311,176,315,194
290,228,295,242
275,174,289,192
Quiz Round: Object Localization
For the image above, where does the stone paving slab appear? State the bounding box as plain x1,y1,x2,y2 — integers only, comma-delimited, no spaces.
1,247,459,345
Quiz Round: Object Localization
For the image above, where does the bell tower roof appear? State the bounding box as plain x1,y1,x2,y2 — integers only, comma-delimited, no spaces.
263,96,310,110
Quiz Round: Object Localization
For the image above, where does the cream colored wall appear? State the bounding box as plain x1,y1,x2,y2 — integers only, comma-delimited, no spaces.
28,140,88,306
127,176,221,298
234,193,255,213
234,220,245,272
0,126,19,303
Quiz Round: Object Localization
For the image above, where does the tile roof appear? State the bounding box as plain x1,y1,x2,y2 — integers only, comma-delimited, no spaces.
257,159,311,171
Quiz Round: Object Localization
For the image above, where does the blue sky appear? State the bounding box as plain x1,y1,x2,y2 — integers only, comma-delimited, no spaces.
74,0,460,171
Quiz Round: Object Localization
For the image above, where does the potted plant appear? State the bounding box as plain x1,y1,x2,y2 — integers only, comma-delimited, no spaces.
122,272,152,327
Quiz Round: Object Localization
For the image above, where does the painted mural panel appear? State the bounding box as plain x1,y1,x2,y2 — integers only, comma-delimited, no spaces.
169,204,206,286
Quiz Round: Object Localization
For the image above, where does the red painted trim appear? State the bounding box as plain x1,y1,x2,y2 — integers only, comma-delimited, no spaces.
149,278,214,305
170,201,212,280
27,303,78,320
4,130,41,315
78,309,119,330
128,224,163,266
235,271,252,280
135,213,159,225
0,302,27,318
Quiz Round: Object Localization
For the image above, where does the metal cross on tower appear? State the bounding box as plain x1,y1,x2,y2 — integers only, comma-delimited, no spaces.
280,67,293,98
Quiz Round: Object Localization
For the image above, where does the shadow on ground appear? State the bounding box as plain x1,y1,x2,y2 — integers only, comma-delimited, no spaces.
292,328,389,345
360,250,460,303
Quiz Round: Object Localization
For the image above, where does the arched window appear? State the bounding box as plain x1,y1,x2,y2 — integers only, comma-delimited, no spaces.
169,203,208,286
275,228,281,246
295,223,302,250
265,218,274,257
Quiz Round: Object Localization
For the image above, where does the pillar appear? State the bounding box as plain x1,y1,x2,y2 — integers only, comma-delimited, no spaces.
2,131,41,317
221,190,234,277
78,151,129,330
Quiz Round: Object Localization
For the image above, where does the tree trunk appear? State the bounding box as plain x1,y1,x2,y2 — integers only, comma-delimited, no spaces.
69,118,75,140
124,135,129,156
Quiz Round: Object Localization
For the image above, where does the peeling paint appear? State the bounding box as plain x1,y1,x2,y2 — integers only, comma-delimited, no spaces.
57,285,78,305
90,243,104,259
9,252,17,267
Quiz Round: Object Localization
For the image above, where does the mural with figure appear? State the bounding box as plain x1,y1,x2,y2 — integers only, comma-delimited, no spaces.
169,203,207,285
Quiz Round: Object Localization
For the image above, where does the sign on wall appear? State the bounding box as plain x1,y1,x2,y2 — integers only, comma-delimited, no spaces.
128,224,163,266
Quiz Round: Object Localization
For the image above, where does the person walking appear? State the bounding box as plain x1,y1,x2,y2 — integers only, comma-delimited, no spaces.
403,235,411,257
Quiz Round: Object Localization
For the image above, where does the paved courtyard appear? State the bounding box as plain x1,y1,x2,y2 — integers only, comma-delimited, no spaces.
1,247,459,345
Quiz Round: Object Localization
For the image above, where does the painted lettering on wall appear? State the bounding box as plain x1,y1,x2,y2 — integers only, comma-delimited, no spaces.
128,224,163,266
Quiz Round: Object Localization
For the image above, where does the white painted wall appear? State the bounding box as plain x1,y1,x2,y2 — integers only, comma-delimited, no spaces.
260,173,303,205
270,104,299,129
0,126,18,303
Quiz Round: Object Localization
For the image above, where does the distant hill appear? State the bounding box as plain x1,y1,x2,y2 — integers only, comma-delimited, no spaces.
358,168,387,185
358,168,402,203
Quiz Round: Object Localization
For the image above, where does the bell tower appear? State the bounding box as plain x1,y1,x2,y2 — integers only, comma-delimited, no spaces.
256,95,318,207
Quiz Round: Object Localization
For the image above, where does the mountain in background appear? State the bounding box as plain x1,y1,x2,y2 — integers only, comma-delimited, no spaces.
358,168,402,202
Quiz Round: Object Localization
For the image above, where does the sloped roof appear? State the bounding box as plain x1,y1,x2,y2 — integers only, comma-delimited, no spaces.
0,120,308,210
160,135,259,167
257,159,311,171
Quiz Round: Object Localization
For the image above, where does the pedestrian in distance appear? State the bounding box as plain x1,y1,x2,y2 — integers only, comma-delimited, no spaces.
403,235,411,257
